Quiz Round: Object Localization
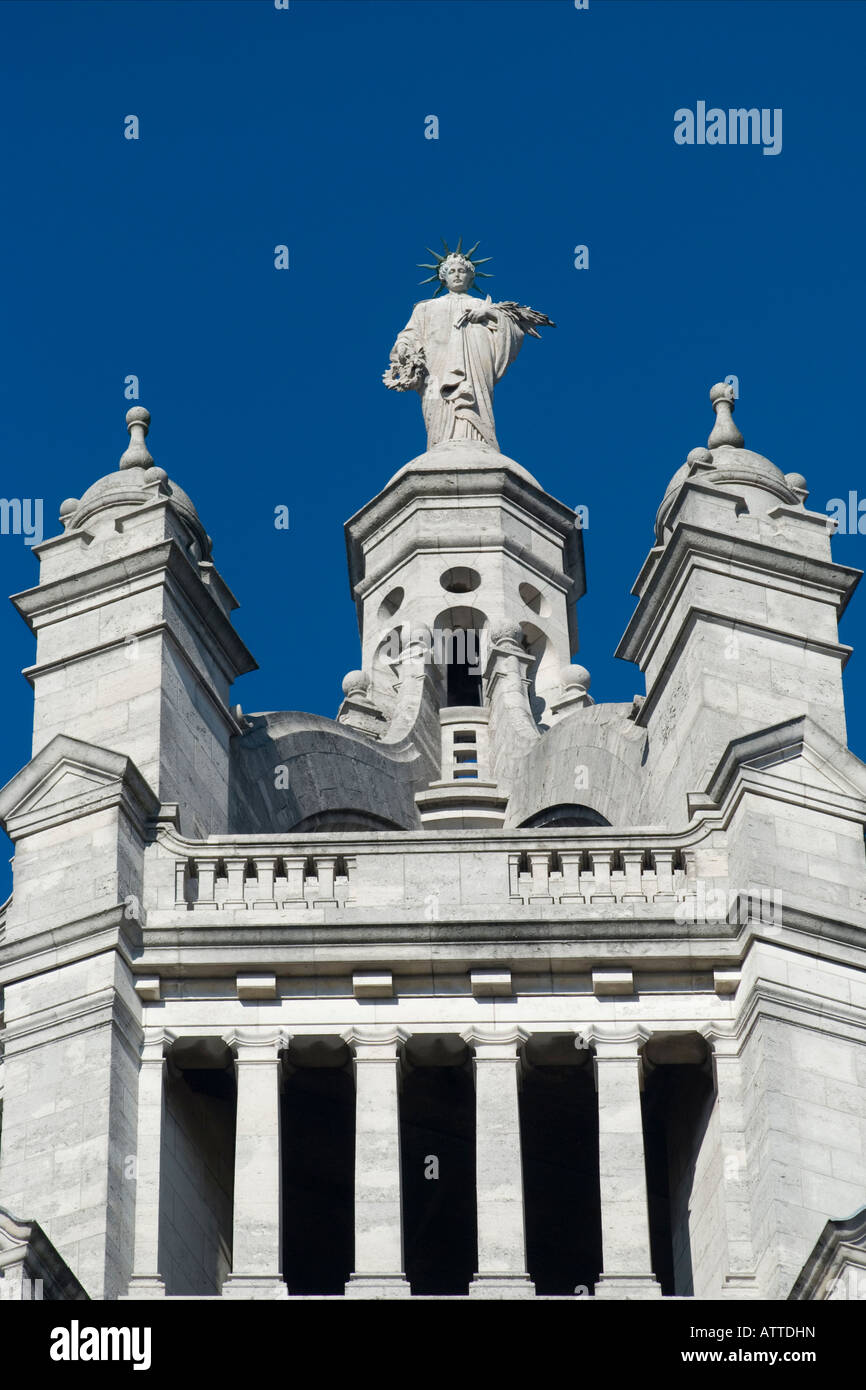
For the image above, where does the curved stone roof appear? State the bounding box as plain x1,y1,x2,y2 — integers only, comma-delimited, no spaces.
656,443,800,538
385,438,541,489
65,465,211,557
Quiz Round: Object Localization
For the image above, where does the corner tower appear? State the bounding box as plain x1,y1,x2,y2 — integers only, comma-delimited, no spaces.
617,384,860,826
11,407,257,837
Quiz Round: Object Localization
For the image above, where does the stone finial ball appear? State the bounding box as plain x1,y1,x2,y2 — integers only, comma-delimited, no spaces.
59,498,79,519
126,406,151,427
144,466,168,484
561,663,591,691
709,383,735,406
785,472,808,492
342,670,369,697
687,447,714,466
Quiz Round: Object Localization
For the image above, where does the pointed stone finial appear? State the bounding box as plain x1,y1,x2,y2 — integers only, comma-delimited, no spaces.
707,383,744,450
119,406,154,470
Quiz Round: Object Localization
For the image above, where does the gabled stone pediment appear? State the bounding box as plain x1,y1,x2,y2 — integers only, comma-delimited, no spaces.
0,1206,89,1300
0,734,159,840
789,1207,866,1301
689,715,866,823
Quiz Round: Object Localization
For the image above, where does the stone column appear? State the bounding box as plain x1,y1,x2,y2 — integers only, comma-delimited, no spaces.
462,1026,535,1298
125,1028,174,1298
343,1026,411,1297
592,1027,661,1298
711,1035,760,1299
222,1028,288,1299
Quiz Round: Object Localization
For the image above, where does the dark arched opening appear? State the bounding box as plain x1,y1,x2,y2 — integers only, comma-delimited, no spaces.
518,803,611,829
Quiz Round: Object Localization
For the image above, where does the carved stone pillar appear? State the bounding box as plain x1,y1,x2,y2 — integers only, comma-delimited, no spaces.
463,1026,535,1298
591,1027,661,1298
222,1028,288,1299
125,1028,174,1297
343,1026,411,1297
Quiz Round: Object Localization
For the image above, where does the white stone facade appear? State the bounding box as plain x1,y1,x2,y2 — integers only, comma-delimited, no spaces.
0,392,865,1300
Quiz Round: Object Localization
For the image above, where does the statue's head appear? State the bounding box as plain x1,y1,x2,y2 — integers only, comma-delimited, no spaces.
438,253,475,293
418,239,492,296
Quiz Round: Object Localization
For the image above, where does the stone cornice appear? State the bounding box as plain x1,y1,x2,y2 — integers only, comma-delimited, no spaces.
680,717,866,841
351,536,576,606
12,537,257,681
702,714,866,808
617,521,860,665
2,981,141,1059
733,975,866,1053
21,622,246,739
345,464,584,603
152,819,713,859
626,606,851,724
0,904,142,989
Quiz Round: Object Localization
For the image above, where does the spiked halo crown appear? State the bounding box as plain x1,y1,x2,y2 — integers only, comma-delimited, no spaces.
417,237,493,297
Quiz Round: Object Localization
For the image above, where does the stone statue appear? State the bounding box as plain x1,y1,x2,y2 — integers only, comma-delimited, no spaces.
383,240,554,452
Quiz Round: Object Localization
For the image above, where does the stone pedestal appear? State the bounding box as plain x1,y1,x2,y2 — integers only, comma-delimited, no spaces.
221,1029,288,1299
343,1027,412,1297
463,1027,535,1299
592,1028,661,1299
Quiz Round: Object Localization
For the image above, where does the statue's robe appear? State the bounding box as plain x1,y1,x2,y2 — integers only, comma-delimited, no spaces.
392,293,524,450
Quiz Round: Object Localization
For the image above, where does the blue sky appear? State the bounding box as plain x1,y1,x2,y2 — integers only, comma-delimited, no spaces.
1,0,865,889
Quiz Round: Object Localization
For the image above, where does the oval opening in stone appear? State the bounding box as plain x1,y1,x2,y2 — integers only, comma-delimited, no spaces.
519,581,550,617
377,586,404,620
440,566,480,594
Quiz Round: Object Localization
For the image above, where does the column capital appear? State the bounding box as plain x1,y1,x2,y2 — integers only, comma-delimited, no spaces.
345,1024,410,1294
140,1027,175,1062
586,1024,652,1059
461,1025,528,1059
342,1025,409,1060
701,1025,741,1062
223,1027,289,1062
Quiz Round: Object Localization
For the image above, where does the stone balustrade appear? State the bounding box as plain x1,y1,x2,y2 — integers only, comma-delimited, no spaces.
173,854,354,911
161,835,696,915
507,847,690,906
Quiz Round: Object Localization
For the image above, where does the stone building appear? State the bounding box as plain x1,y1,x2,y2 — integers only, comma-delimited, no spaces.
1,380,865,1302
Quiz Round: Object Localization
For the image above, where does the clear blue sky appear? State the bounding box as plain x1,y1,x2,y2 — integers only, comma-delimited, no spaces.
1,0,865,892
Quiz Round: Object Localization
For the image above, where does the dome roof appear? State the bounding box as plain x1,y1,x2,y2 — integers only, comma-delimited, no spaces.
655,386,801,538
386,438,541,489
60,408,211,558
703,442,793,495
65,466,210,556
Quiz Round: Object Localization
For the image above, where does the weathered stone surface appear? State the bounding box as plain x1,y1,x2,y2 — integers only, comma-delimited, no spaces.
2,385,866,1304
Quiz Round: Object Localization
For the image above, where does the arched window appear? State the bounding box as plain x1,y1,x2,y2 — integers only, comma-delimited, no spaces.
434,605,486,709
445,634,483,707
518,804,611,830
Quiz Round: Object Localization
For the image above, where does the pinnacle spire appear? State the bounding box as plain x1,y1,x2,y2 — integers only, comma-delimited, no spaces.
707,382,744,449
119,406,154,470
